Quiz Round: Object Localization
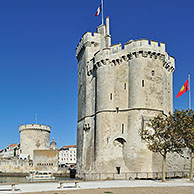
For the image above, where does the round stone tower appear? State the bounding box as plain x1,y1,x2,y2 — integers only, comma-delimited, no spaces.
19,124,51,160
76,17,175,180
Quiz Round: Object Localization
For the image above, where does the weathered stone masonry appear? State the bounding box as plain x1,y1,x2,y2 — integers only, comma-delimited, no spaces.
19,124,51,160
76,17,189,180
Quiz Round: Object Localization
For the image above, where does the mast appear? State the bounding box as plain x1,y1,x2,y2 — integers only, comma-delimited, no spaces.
101,0,104,25
189,73,191,109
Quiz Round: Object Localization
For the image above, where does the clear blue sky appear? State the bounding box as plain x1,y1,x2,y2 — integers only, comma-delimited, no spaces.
0,0,193,149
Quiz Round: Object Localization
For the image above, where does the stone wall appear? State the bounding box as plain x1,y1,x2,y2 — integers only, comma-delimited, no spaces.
0,159,32,173
0,151,59,173
33,150,58,172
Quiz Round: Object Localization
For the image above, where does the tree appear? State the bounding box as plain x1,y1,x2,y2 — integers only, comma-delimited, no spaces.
173,109,194,181
140,113,184,182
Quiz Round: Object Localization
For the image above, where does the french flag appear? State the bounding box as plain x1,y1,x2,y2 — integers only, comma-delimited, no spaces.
95,4,102,16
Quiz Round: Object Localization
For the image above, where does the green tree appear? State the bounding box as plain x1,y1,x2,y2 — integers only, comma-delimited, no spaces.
173,109,194,181
140,113,184,182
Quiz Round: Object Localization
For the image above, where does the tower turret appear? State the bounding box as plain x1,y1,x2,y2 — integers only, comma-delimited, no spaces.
50,138,57,150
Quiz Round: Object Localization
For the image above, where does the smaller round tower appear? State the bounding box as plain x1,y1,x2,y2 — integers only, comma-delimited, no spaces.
19,124,51,160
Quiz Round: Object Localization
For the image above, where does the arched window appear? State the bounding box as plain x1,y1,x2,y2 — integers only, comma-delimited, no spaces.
113,138,126,147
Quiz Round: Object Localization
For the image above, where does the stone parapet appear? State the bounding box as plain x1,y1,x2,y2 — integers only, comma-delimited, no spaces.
76,32,101,58
86,39,175,76
19,124,51,133
124,39,166,53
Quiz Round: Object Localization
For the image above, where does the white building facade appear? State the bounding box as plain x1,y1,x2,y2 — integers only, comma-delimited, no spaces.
1,144,20,159
58,145,76,167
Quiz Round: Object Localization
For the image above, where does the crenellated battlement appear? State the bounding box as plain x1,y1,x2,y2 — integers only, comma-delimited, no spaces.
111,43,122,54
124,39,166,54
19,124,51,133
76,32,101,58
86,39,175,76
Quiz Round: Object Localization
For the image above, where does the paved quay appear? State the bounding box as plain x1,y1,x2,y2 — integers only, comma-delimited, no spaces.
0,179,194,193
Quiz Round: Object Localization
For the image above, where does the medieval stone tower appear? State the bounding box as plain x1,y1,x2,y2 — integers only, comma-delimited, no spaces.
76,17,175,180
19,124,51,160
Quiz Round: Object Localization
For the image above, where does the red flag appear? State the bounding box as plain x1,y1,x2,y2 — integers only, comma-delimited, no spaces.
176,79,189,98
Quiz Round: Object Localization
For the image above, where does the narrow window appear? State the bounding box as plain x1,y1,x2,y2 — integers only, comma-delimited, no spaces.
142,80,144,87
122,123,124,134
110,93,112,100
152,70,155,76
124,83,126,90
107,137,109,143
116,167,121,174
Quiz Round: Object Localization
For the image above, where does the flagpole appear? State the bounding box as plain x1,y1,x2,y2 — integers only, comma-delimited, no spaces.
101,0,104,25
188,73,191,109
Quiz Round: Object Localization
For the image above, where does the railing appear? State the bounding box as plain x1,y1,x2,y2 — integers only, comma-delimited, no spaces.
80,171,189,181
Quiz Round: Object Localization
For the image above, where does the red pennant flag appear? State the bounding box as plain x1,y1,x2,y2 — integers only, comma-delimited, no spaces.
176,79,189,98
